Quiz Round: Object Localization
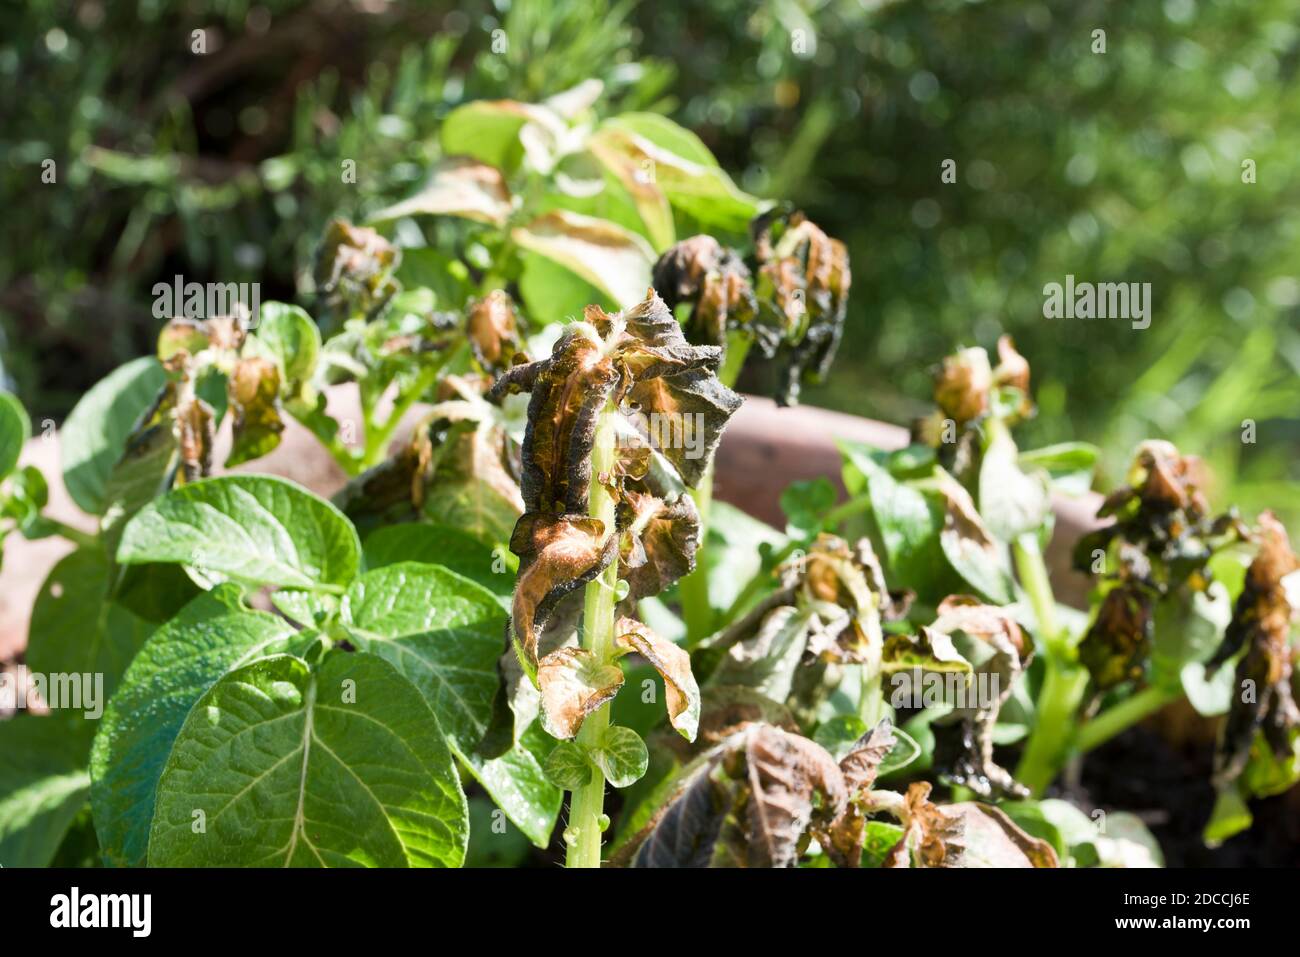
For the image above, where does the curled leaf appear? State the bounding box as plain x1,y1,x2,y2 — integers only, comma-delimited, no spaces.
227,357,285,466
537,646,625,739
618,489,699,602
653,235,758,350
615,616,701,741
466,289,527,374
367,156,513,226
314,219,400,325
884,782,1058,868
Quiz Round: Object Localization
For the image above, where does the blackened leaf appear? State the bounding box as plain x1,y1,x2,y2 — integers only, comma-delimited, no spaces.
314,219,400,326
882,627,972,674
743,724,847,868
885,781,1057,868
510,514,614,664
1078,584,1153,691
619,489,699,601
536,647,624,739
615,616,700,741
226,356,285,466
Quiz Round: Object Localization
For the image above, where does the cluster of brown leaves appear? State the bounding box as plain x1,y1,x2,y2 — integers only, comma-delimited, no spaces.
1074,440,1245,691
313,219,400,327
912,336,1031,480
489,290,741,742
653,209,851,405
617,721,1055,868
1207,512,1300,790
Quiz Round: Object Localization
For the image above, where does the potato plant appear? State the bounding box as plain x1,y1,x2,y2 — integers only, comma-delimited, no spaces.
1,88,1296,869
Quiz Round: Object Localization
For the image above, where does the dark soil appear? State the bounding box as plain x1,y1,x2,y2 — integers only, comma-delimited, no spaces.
1066,725,1300,867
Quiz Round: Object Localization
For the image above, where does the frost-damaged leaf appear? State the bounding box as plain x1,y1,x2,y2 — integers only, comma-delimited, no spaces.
816,720,897,867
621,724,847,868
423,421,526,546
928,596,1032,798
749,211,852,406
537,647,625,739
1078,582,1153,691
618,489,699,601
510,514,614,666
884,781,1058,868
1208,512,1300,791
313,218,400,326
616,616,700,741
881,626,972,674
148,652,468,867
466,289,527,375
512,210,655,308
226,356,284,466
368,156,513,226
654,236,758,350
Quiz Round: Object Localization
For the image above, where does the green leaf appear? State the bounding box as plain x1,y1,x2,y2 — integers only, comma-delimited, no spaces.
877,725,923,776
512,210,655,308
1203,786,1253,847
838,440,953,596
395,247,472,310
979,426,1052,542
1017,442,1099,496
61,357,167,515
0,715,96,867
363,523,514,610
440,99,540,173
0,389,30,481
368,157,512,226
339,562,504,754
251,301,321,385
779,476,838,538
543,740,592,790
89,586,300,867
149,651,468,867
461,722,562,849
518,250,613,325
860,820,906,868
813,715,869,759
117,475,361,592
27,545,154,696
591,726,649,788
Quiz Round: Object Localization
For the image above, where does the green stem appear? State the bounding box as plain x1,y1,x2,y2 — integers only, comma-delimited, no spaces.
567,400,619,868
824,494,871,529
1015,655,1089,796
1009,530,1086,796
1076,684,1178,755
49,520,98,549
860,663,884,727
361,352,455,469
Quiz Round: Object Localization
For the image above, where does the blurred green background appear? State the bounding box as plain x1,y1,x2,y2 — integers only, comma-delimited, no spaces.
3,0,1297,522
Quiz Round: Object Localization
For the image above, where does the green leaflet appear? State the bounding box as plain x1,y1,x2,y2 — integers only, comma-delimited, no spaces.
89,586,300,868
363,523,515,610
591,726,649,788
0,714,97,867
61,356,167,515
339,562,562,847
0,389,30,481
27,545,154,697
979,424,1052,543
250,301,321,385
117,474,361,592
148,651,468,867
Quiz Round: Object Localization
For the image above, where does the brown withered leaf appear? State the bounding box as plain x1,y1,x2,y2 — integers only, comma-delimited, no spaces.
615,616,701,741
743,724,847,867
815,720,898,868
928,596,1031,798
423,421,525,545
993,334,1030,394
226,356,285,467
934,346,993,426
1078,584,1153,692
314,218,400,325
884,782,1058,868
1211,512,1300,789
617,489,699,602
652,235,759,351
510,514,616,665
175,388,214,484
750,211,852,405
536,646,625,739
466,289,527,374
